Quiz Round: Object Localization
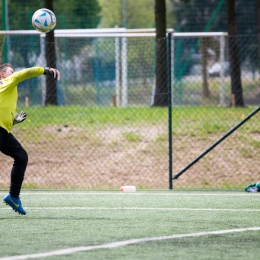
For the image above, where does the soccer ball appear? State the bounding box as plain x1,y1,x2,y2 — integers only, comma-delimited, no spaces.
32,8,56,33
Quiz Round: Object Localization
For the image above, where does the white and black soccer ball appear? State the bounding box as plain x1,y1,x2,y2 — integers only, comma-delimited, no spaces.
32,8,56,33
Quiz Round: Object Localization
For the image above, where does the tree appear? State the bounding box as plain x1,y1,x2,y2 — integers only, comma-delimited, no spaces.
170,0,223,102
44,0,58,105
153,0,168,106
98,0,153,28
226,0,244,107
170,0,227,32
171,0,247,106
1,0,101,30
54,0,101,29
257,0,260,63
98,0,175,29
201,38,210,98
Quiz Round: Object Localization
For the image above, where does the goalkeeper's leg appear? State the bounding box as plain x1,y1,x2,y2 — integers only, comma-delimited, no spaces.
0,130,28,198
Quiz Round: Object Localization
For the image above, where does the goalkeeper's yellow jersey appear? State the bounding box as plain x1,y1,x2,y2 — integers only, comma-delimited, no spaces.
0,67,44,132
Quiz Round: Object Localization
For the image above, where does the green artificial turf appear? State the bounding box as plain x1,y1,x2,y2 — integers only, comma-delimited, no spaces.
0,191,259,259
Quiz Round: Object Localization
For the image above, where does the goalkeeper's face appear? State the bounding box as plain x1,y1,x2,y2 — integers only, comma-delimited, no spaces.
0,66,14,79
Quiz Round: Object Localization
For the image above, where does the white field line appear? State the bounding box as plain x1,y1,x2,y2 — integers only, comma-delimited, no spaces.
0,227,260,260
1,207,260,212
0,192,259,196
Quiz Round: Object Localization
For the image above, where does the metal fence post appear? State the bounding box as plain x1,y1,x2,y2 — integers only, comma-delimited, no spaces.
121,36,128,107
219,34,226,106
167,32,173,190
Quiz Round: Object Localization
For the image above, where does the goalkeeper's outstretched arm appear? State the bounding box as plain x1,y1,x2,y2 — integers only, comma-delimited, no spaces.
10,66,61,84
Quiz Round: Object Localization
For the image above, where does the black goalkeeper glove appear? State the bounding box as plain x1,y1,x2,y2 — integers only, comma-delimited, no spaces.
13,111,27,125
44,67,61,81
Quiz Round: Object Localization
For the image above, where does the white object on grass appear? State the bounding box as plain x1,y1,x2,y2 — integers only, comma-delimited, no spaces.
120,186,136,192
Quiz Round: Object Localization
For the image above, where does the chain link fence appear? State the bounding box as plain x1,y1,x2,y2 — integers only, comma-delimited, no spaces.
0,32,259,190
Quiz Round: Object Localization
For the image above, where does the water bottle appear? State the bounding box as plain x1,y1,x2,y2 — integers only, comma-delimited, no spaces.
120,186,136,192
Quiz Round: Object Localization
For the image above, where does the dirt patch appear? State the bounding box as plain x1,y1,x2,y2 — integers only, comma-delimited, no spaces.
0,124,259,190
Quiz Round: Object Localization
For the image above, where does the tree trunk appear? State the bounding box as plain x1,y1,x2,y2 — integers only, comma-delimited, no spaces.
153,0,168,107
44,0,58,105
226,0,244,107
201,38,210,98
257,0,260,63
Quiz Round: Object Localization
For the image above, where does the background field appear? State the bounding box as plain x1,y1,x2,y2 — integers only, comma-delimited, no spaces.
0,191,259,260
1,106,260,190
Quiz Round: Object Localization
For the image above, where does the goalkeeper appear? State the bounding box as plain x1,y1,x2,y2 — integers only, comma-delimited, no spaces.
0,63,60,215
